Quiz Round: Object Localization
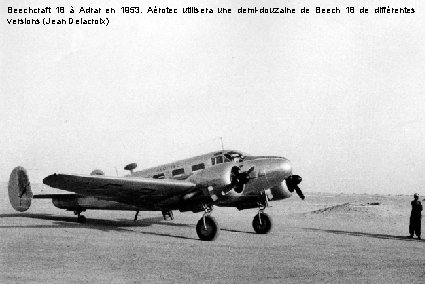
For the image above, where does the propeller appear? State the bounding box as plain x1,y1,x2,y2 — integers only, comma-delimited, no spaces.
231,166,255,193
286,175,304,200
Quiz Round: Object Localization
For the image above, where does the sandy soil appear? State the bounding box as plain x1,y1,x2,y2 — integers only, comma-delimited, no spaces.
0,186,424,283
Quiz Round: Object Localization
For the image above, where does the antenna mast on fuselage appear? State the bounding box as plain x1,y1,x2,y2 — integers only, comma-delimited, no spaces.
220,137,224,152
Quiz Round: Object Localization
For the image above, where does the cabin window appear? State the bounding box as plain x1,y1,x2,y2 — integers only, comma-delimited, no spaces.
211,158,216,166
172,168,185,176
153,173,165,179
192,163,205,171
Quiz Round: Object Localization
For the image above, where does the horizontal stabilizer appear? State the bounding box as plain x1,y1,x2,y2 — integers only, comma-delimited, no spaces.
33,194,80,199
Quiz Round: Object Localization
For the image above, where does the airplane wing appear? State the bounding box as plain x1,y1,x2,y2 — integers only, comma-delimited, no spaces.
43,173,197,207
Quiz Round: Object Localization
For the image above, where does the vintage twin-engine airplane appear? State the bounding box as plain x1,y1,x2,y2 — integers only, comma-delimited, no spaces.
8,150,304,241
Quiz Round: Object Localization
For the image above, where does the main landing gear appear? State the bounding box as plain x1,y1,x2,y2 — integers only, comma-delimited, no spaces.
252,191,272,234
162,210,174,220
196,204,219,241
74,210,87,224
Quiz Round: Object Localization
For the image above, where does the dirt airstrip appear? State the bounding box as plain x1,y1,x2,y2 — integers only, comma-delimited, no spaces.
0,186,424,283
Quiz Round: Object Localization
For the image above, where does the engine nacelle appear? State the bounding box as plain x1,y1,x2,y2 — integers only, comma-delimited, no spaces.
176,164,237,213
186,163,235,189
268,180,293,201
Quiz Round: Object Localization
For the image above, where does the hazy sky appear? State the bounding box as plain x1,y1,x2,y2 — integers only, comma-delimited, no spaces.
1,0,424,194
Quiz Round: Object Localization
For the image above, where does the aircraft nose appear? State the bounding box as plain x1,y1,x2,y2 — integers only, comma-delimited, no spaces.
266,158,293,182
278,158,293,179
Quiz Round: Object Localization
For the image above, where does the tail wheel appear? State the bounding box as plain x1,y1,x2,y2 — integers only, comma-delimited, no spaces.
196,215,219,241
252,212,272,234
77,215,86,224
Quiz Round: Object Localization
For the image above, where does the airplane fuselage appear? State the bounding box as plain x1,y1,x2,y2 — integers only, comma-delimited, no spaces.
47,150,294,212
10,149,301,240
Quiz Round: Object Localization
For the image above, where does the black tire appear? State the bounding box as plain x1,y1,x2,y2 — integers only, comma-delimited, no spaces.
252,212,272,234
196,216,220,241
77,215,86,224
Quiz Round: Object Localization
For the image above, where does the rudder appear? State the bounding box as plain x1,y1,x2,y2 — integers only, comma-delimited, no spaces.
8,166,33,212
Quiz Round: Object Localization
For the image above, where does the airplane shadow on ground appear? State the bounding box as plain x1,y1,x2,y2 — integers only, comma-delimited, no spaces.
118,218,194,228
0,213,197,240
303,227,425,242
220,228,256,234
119,218,257,234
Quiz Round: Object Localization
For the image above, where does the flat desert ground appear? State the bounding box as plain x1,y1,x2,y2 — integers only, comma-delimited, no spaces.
0,184,424,283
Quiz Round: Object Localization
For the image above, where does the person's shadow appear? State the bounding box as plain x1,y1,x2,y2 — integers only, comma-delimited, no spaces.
303,227,425,242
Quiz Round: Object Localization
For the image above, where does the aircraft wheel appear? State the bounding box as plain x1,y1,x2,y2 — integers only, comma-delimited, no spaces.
252,212,272,234
162,210,174,221
77,215,86,224
196,215,219,241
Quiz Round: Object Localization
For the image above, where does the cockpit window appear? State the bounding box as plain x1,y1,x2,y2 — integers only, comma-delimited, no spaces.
224,151,245,163
216,156,223,164
212,151,246,166
211,156,224,165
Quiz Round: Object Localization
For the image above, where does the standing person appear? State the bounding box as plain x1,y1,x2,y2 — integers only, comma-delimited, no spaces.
409,193,423,239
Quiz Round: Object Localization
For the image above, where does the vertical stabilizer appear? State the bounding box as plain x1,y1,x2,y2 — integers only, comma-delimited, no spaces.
8,166,33,212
